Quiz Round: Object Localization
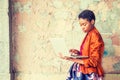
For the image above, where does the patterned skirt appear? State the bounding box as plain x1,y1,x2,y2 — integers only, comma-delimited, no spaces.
66,63,103,80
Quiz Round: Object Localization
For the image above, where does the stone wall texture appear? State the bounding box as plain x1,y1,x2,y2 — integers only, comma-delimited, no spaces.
5,0,120,80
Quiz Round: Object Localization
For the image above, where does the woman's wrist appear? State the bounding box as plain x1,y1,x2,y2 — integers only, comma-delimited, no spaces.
66,58,84,64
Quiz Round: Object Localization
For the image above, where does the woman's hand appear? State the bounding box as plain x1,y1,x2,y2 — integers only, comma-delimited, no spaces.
58,53,72,60
69,49,80,55
66,58,84,64
58,53,84,64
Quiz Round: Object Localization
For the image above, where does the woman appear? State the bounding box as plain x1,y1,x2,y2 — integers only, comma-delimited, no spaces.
61,10,104,80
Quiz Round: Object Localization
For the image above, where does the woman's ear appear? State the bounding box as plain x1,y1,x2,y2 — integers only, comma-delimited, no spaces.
91,20,95,25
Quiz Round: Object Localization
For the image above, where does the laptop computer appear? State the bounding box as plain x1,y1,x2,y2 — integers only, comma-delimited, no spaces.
50,38,88,59
50,38,70,57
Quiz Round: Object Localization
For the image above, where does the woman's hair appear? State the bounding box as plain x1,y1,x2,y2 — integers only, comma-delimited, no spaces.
78,10,96,22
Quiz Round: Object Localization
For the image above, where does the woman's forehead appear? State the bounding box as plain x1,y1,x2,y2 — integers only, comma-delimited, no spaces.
79,18,89,23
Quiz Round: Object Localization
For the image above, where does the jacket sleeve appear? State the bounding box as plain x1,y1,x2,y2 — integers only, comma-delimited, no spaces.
83,32,104,68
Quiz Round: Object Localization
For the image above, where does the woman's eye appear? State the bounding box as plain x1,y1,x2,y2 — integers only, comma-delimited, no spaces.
80,23,86,26
83,24,86,26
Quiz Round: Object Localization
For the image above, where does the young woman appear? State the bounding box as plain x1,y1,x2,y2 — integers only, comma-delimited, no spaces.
61,10,104,80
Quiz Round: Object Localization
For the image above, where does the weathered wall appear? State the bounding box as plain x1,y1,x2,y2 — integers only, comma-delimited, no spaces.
0,0,10,80
10,0,120,80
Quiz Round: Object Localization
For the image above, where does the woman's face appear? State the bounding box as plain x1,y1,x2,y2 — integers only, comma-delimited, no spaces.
79,18,94,33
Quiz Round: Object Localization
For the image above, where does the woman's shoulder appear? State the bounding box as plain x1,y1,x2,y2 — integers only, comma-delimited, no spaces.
89,27,103,39
89,27,100,35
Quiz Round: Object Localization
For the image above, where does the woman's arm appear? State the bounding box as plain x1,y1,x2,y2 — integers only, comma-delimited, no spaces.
82,33,104,67
65,58,84,64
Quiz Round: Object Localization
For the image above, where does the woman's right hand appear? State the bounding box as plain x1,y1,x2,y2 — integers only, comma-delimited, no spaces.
69,49,80,55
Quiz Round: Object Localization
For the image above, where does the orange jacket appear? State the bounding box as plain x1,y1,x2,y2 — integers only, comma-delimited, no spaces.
80,27,104,77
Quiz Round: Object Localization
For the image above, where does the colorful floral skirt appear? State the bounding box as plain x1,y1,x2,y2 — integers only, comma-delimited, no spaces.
66,63,103,80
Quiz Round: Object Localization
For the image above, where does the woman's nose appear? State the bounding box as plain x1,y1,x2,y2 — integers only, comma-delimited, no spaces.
81,27,85,30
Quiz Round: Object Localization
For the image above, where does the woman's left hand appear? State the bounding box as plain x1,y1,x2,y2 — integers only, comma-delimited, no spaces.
66,58,84,64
